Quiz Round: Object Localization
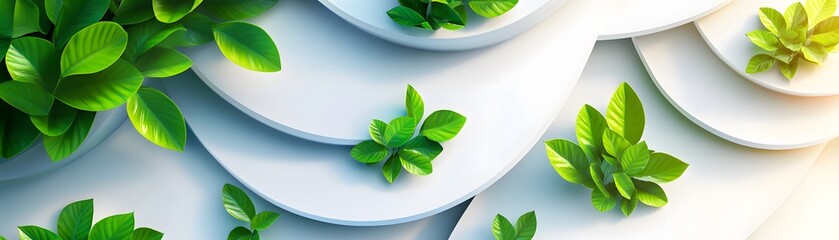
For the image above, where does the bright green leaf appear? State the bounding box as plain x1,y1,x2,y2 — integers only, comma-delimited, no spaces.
88,213,135,240
589,162,609,198
134,47,192,78
222,184,256,223
369,119,387,145
250,211,280,231
350,140,388,163
12,0,44,38
420,110,466,142
127,87,187,151
759,7,787,35
131,228,163,240
53,0,109,47
43,110,94,161
54,59,144,111
620,196,638,216
620,141,650,176
602,153,620,169
805,0,836,28
802,42,829,64
605,82,645,144
591,186,616,212
201,0,278,20
18,226,61,240
387,6,429,28
114,0,154,25
152,0,202,23
491,214,516,240
544,139,593,187
1,105,41,158
639,152,688,182
514,211,536,240
383,116,416,147
31,101,77,136
469,0,518,18
0,80,54,116
402,136,443,161
213,21,281,72
226,227,252,240
61,22,128,77
123,20,185,62
602,129,631,159
5,37,60,90
399,149,432,175
613,172,635,199
746,30,779,52
406,85,424,124
576,104,607,161
779,56,800,79
635,180,668,207
746,54,776,73
58,199,94,240
382,153,402,183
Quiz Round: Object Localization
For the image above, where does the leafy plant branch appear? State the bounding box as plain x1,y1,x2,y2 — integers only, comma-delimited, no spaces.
387,0,518,31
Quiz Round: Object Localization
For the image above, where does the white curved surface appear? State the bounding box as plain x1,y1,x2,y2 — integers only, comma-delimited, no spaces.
184,0,597,146
0,106,126,182
695,0,839,97
598,0,733,40
315,0,567,51
165,0,601,225
634,24,839,150
450,40,824,239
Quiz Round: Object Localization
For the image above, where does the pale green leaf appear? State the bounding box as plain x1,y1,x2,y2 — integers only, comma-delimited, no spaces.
384,116,416,147
746,30,779,52
134,47,192,78
53,0,109,47
620,141,650,176
805,0,836,28
620,196,638,216
802,42,829,64
0,80,53,116
127,87,187,151
576,104,607,161
31,101,77,136
382,153,402,183
492,214,516,240
399,149,432,175
591,186,616,212
759,7,787,35
350,140,388,163
43,110,94,161
635,180,668,207
469,0,518,18
406,85,424,124
5,37,60,90
639,152,688,182
369,119,387,145
514,211,536,240
58,199,94,240
213,22,281,72
544,139,593,188
812,17,839,46
784,2,809,29
60,22,128,77
402,136,443,161
114,0,154,25
18,226,61,240
779,56,800,79
131,228,163,240
773,47,796,63
201,0,278,20
89,213,135,240
420,110,466,142
54,59,144,111
605,82,645,144
613,172,635,199
250,211,280,231
779,25,807,51
223,184,257,223
152,0,202,23
746,54,776,73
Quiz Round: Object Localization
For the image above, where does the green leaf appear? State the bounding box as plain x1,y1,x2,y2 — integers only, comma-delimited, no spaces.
399,149,433,175
634,180,668,207
0,81,54,116
779,56,800,79
772,46,796,63
222,184,256,223
491,214,516,240
0,0,14,39
350,140,388,163
402,136,443,161
227,227,253,240
152,0,202,23
12,0,44,38
576,104,607,161
369,119,387,145
131,228,163,240
89,213,135,240
58,199,94,240
201,0,278,20
43,110,94,161
114,0,154,25
602,129,631,159
31,101,77,136
387,6,429,28
430,2,465,30
620,196,638,216
400,0,429,14
43,0,60,24
250,211,280,231
127,87,187,151
759,7,787,35
746,30,779,52
601,153,619,169
589,162,609,198
54,59,144,111
802,42,829,64
212,21,281,72
406,85,424,124
1,105,41,158
590,186,616,212
60,22,128,77
420,110,466,142
18,226,61,240
612,172,635,199
5,37,60,90
134,47,192,78
383,116,416,147
784,2,808,30
468,0,518,18
600,156,619,177
155,12,215,47
812,17,839,46
382,153,402,183
53,0,109,47
620,141,650,176
805,0,836,28
606,82,644,144
745,54,776,73
514,211,536,240
639,152,688,182
123,20,185,62
0,39,9,62
544,139,593,187
780,25,807,51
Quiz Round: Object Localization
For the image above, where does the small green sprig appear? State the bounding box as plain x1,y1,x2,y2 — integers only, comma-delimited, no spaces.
223,184,280,240
746,0,839,79
387,0,518,31
545,83,689,216
350,85,466,183
14,199,163,240
492,211,536,240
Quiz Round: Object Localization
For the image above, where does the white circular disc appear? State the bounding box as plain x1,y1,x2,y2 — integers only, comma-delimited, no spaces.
598,0,733,40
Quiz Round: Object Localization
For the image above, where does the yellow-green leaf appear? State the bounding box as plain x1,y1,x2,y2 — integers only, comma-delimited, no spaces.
804,0,836,28
605,82,644,144
635,180,668,207
399,149,433,175
134,47,192,78
212,22,281,72
468,0,517,18
545,139,593,187
54,59,144,111
61,22,128,77
759,7,787,35
152,0,202,23
350,140,388,163
745,54,775,73
127,87,187,151
746,30,779,52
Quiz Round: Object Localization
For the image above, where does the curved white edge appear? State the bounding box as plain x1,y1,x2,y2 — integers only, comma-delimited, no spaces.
632,24,839,150
315,0,568,51
597,0,734,40
694,0,839,97
189,68,361,146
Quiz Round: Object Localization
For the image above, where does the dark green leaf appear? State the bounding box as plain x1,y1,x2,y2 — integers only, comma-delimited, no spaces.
54,59,144,111
383,116,416,147
123,20,185,62
227,227,252,240
430,3,465,30
745,54,776,73
58,199,94,240
131,228,163,240
18,226,61,240
201,0,278,20
350,140,388,163
31,101,77,136
250,211,280,231
134,47,192,78
382,153,402,183
399,149,432,175
612,172,635,199
5,37,60,90
152,0,202,23
44,0,60,24
89,213,135,240
222,184,256,223
127,87,187,151
639,152,688,182
1,104,41,158
53,0,109,47
634,180,667,207
0,80,54,116
61,22,128,77
155,12,215,47
387,6,429,28
544,139,593,188
620,196,638,216
605,82,644,144
369,119,387,145
0,0,14,39
514,211,536,240
491,214,516,240
576,104,607,161
43,110,94,161
402,136,443,161
469,0,517,18
406,85,424,124
114,0,154,25
420,110,466,142
213,21,281,72
12,0,45,38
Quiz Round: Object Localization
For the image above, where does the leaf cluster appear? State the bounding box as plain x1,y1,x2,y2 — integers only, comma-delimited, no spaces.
746,0,839,79
491,211,536,240
544,83,689,216
387,0,518,31
13,199,163,240
223,184,280,240
0,0,282,161
350,85,466,183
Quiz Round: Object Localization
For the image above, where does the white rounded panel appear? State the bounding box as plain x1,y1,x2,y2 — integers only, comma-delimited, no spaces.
598,0,733,40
